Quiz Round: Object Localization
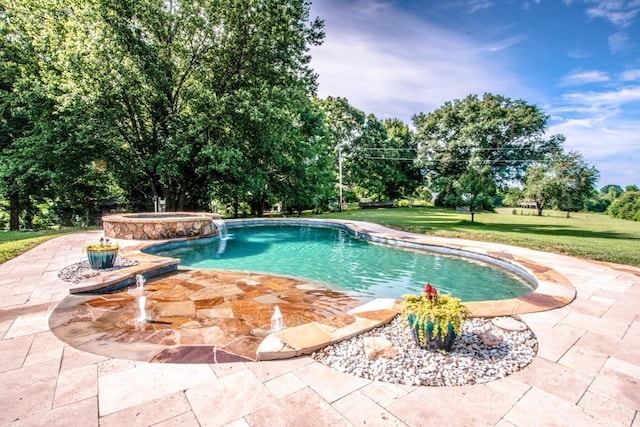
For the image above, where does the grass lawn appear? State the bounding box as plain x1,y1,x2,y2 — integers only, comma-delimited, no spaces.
0,227,94,264
318,207,640,267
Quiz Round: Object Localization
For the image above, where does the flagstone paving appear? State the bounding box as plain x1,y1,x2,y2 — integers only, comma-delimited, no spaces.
0,223,638,426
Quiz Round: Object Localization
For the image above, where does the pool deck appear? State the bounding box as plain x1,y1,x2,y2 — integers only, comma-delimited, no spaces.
0,226,639,426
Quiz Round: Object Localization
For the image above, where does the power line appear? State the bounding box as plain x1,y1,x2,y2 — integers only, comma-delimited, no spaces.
352,156,636,162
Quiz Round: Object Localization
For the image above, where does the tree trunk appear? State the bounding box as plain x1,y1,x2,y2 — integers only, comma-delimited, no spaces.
535,202,543,216
257,196,264,217
9,193,20,231
177,190,185,211
233,195,239,218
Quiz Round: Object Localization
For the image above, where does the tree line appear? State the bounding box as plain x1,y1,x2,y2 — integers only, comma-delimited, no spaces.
1,0,633,230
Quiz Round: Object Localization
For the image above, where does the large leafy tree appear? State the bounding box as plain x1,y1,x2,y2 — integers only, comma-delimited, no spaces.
413,93,563,207
456,164,496,222
2,0,327,219
524,151,599,216
316,96,365,208
607,190,640,221
0,1,119,229
345,116,422,201
81,0,325,212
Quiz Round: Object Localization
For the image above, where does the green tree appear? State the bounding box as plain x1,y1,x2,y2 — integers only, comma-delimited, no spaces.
601,185,624,199
1,1,119,229
458,164,496,223
524,151,599,216
587,184,624,212
607,191,640,221
317,96,366,209
501,187,524,208
413,93,563,207
93,0,317,210
344,114,388,200
345,116,422,201
523,163,555,216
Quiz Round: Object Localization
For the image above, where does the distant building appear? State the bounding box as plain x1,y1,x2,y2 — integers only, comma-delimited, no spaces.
519,199,537,209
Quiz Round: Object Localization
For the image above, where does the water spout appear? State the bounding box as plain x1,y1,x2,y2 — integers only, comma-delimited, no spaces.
136,274,146,292
131,274,147,327
270,305,284,332
214,219,228,240
213,219,229,254
136,296,147,324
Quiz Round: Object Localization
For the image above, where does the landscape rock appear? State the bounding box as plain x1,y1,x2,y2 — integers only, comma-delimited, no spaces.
363,336,401,360
313,316,538,387
478,331,503,347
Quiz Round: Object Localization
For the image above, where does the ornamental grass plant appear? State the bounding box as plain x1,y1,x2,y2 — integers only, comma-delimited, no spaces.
401,283,470,350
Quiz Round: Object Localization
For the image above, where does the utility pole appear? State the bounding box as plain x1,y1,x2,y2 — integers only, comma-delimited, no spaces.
338,147,343,212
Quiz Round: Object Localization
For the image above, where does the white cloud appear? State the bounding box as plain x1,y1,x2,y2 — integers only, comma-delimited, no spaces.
549,118,640,186
467,0,495,13
620,69,640,80
608,31,632,53
562,86,640,109
550,82,640,185
480,35,528,52
585,0,640,28
310,1,523,122
560,70,611,85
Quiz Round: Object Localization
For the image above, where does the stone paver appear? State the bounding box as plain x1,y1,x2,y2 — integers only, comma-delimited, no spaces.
0,226,638,426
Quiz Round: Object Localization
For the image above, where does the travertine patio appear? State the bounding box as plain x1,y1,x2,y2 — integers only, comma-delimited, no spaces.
0,226,638,426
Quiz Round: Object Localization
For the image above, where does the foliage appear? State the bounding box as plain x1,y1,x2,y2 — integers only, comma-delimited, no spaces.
85,236,119,251
0,0,124,229
1,0,329,221
316,96,366,207
586,185,622,213
83,0,327,214
501,187,524,207
345,117,422,201
401,283,469,348
524,151,599,216
607,191,640,221
413,93,563,207
456,164,496,222
317,96,366,148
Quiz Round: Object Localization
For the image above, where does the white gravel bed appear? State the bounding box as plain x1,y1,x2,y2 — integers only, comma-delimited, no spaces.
58,258,139,283
312,315,537,387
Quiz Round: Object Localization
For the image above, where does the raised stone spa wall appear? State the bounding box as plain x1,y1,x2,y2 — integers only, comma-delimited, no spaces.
102,212,221,240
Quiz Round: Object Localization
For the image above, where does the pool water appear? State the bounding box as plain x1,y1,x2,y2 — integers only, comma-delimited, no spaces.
155,225,533,302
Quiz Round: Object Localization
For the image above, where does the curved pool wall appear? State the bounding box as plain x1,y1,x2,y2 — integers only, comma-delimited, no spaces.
102,212,222,240
75,216,576,317
144,218,539,294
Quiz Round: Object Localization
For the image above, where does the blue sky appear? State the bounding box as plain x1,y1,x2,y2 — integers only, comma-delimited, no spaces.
309,0,640,187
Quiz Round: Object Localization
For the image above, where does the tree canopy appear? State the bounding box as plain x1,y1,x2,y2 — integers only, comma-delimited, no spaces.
524,151,599,216
413,93,563,208
1,3,614,229
1,0,330,226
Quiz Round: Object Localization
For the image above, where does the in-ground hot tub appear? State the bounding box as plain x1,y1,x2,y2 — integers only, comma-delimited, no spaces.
102,212,222,240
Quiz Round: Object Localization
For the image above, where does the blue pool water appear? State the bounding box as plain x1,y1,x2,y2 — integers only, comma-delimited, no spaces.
153,225,533,302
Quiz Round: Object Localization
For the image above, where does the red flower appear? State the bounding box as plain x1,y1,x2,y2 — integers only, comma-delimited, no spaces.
423,283,438,304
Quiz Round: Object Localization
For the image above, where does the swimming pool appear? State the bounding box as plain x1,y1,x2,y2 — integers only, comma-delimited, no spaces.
150,223,534,302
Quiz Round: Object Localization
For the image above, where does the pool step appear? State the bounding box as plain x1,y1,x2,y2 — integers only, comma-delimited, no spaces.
69,251,180,294
256,298,400,361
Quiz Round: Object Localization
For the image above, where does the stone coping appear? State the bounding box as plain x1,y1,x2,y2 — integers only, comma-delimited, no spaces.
102,211,221,223
102,211,222,240
61,218,576,361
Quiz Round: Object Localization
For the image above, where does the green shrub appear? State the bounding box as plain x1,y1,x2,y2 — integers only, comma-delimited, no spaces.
607,191,640,221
